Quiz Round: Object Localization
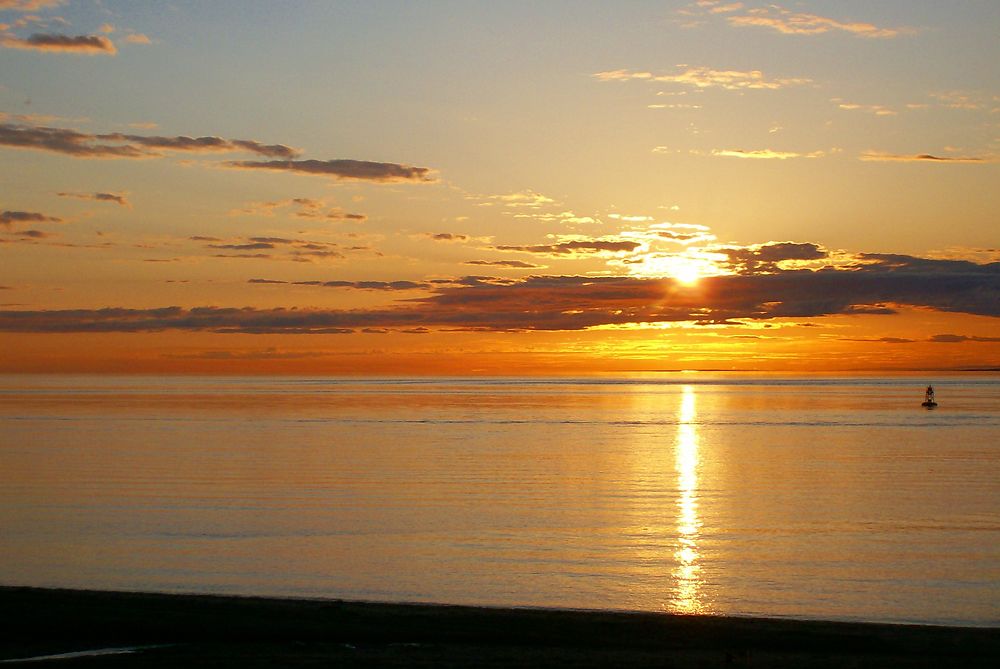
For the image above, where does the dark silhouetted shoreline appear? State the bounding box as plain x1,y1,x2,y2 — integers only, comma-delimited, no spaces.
2,587,998,667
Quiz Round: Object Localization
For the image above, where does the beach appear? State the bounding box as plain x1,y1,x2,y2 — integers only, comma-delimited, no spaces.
3,587,999,667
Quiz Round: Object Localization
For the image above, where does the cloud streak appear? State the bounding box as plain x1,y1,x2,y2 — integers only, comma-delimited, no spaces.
1,209,62,227
1,33,116,54
859,151,993,163
225,159,435,182
0,122,299,159
0,1,64,10
230,198,365,221
594,66,810,90
705,148,826,160
464,260,543,268
57,191,130,207
726,5,905,38
495,238,642,257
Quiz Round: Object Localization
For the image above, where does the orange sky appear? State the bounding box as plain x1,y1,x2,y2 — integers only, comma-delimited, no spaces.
1,1,998,373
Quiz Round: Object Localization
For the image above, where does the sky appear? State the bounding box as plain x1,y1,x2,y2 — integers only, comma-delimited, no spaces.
1,0,998,374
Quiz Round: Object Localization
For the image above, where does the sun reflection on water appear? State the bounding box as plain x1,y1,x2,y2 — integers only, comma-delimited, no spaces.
673,384,703,613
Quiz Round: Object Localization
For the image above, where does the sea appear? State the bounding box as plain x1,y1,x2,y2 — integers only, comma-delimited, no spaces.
1,373,998,627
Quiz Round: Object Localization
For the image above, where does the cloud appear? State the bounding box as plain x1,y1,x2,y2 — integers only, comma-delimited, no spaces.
209,242,275,251
230,197,365,221
721,242,829,274
122,33,151,45
225,159,435,182
13,228,50,238
699,1,744,14
495,238,642,257
930,91,986,111
1,33,117,54
705,148,825,159
1,252,997,333
594,66,810,90
833,100,897,116
1,209,62,226
56,191,130,207
0,122,299,159
428,233,469,242
726,6,905,38
248,278,430,291
859,151,993,163
106,132,298,158
511,210,597,224
464,260,544,268
0,1,64,10
629,223,715,246
928,334,1000,343
193,235,355,263
482,190,557,208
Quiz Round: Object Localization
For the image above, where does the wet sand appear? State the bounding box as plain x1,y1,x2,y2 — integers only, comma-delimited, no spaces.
1,587,998,667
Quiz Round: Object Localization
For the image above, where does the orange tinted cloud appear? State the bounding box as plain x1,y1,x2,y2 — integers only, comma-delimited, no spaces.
594,66,810,90
0,1,63,9
705,148,826,159
859,151,993,163
1,33,116,54
727,6,905,38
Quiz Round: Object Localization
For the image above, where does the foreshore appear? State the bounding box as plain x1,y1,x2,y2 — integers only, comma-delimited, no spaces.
2,587,998,667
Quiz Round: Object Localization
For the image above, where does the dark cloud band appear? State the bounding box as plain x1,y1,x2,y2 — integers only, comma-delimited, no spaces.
1,254,996,334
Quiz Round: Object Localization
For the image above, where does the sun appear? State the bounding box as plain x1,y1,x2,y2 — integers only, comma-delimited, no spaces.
670,259,704,286
628,252,725,285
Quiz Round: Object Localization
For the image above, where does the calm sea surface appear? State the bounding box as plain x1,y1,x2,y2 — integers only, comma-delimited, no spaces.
1,373,998,626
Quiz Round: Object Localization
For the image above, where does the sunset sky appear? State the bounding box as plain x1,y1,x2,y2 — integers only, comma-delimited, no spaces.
1,0,998,374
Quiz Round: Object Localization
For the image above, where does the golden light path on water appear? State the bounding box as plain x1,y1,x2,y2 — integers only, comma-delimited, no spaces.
673,384,703,613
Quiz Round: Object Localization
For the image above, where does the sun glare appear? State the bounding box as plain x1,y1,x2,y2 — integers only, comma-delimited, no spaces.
629,252,725,285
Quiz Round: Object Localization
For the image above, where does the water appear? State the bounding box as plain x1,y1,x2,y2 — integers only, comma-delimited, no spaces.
1,373,998,626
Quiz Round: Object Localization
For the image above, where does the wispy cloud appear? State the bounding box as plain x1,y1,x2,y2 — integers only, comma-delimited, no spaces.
463,260,543,268
189,235,367,263
56,191,130,207
248,279,431,291
122,33,151,45
0,1,64,12
859,151,994,163
495,237,642,257
594,66,810,90
1,209,62,226
487,190,557,209
230,197,366,221
703,148,826,159
225,159,435,183
726,5,906,38
1,33,116,54
833,99,897,116
929,334,1000,343
699,1,744,14
0,122,299,159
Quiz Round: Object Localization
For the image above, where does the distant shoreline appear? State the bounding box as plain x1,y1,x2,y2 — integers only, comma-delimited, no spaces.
2,587,998,667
